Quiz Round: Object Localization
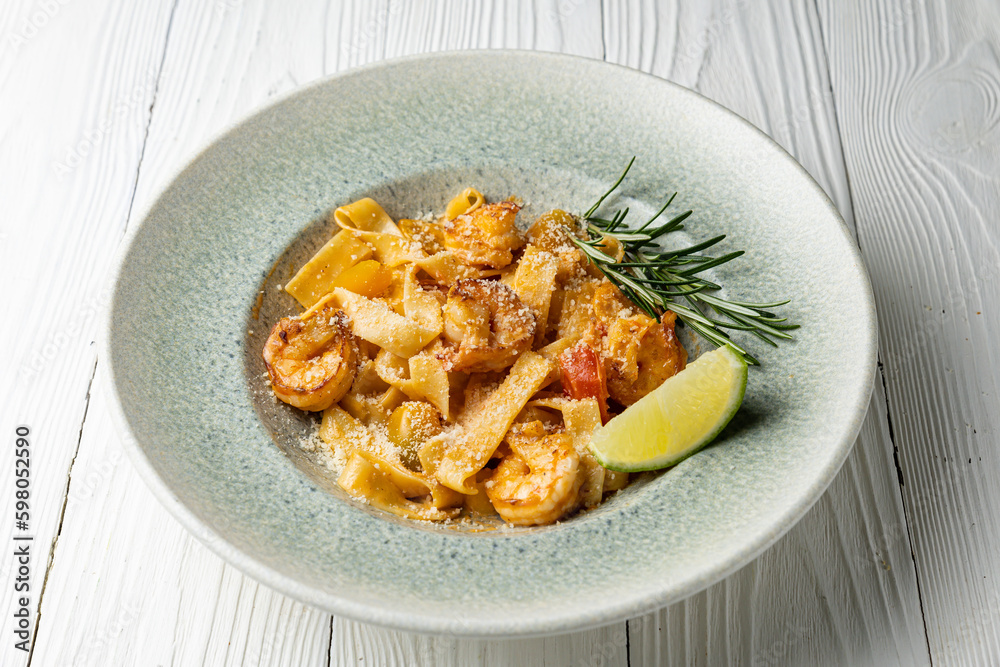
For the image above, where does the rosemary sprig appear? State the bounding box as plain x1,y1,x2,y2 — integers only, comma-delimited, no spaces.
569,159,798,365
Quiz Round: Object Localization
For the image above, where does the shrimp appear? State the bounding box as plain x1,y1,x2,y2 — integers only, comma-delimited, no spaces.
444,201,524,268
526,209,590,281
263,306,358,411
438,279,535,373
485,421,581,526
584,279,687,406
604,311,686,406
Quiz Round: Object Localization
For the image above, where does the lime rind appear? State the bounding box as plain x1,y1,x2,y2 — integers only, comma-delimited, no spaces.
588,344,748,473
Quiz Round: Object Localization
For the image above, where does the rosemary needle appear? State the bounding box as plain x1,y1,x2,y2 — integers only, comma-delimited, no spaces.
569,158,798,366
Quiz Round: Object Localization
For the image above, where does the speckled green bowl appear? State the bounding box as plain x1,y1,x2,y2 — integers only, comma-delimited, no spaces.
105,51,876,636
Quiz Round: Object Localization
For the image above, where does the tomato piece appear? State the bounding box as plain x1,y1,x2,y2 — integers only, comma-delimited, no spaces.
559,343,610,424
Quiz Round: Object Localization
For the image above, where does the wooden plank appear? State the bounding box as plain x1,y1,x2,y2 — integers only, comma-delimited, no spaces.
334,617,627,667
818,0,1000,663
23,0,400,664
0,2,176,665
384,0,603,58
602,1,930,664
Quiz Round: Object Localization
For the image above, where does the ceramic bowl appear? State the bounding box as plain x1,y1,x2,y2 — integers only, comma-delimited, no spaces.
105,51,877,636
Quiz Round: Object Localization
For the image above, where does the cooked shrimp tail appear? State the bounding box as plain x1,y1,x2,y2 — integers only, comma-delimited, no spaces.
439,278,535,373
263,306,358,411
444,201,524,268
485,421,581,526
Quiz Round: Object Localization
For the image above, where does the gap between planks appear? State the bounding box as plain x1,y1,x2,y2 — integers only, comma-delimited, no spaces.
810,2,933,660
27,359,98,667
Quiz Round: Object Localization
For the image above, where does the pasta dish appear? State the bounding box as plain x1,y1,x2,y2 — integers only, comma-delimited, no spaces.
262,189,687,526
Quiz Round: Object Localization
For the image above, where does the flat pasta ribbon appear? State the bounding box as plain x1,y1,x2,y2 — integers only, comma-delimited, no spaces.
332,288,438,358
334,198,425,267
434,351,554,494
284,229,373,308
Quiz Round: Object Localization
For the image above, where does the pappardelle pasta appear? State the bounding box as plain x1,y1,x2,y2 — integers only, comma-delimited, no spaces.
262,190,687,526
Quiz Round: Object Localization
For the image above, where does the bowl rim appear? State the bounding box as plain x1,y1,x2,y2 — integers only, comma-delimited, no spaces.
102,48,878,637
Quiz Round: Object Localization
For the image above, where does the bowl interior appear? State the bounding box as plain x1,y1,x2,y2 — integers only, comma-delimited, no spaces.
108,51,875,635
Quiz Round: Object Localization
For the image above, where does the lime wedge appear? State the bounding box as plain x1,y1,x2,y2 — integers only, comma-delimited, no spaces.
589,344,748,472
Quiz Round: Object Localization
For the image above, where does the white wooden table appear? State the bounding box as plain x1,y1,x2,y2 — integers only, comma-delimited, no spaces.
3,1,998,664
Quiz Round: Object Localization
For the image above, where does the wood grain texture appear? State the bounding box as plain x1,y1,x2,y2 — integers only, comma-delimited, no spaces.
819,0,1000,663
603,1,929,664
384,0,604,57
0,2,176,666
333,617,627,667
